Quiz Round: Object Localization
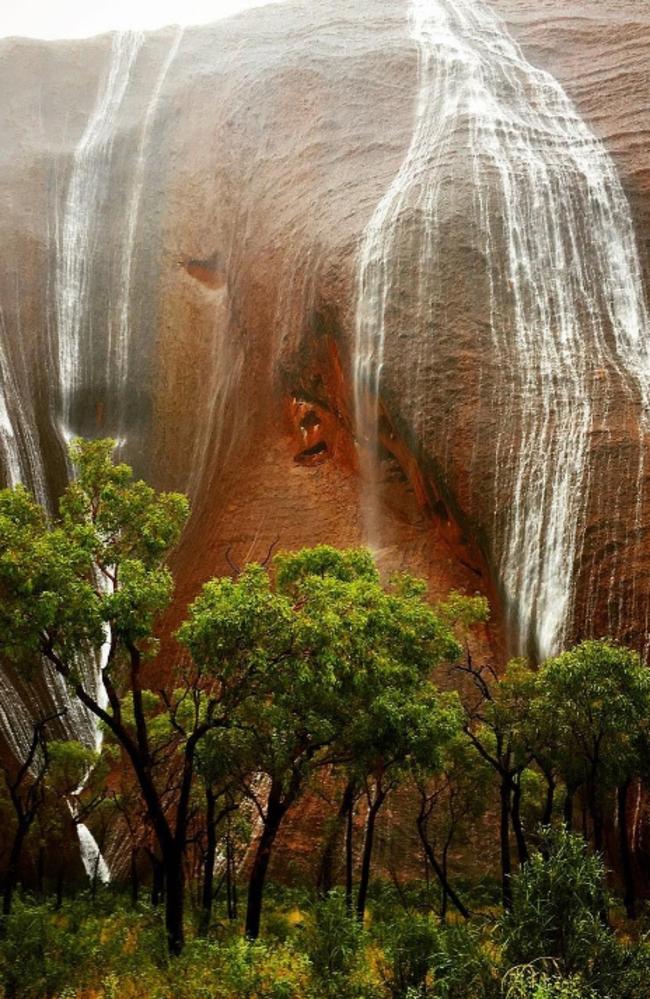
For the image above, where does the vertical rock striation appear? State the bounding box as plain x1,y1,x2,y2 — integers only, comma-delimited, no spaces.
0,0,649,774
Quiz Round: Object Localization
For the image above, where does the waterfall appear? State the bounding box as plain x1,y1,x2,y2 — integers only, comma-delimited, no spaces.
1,25,142,864
0,307,49,507
354,0,650,659
76,822,111,884
113,27,184,434
56,30,144,439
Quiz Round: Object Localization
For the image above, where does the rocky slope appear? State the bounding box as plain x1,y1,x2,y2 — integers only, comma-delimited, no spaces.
1,0,649,698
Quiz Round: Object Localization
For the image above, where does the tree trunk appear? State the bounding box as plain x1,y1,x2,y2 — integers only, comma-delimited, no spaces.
345,794,354,913
230,839,238,921
55,865,65,910
163,850,185,956
2,822,28,920
355,783,387,923
415,816,469,920
317,780,355,895
510,776,529,866
588,783,604,852
618,782,637,920
440,842,449,920
149,852,164,907
500,777,513,911
563,786,575,829
225,833,236,920
199,786,217,936
245,780,288,939
541,775,555,827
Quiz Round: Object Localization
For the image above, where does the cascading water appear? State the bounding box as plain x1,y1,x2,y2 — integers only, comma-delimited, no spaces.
0,308,49,507
354,0,650,659
56,30,144,440
113,27,184,434
0,31,155,879
46,28,184,879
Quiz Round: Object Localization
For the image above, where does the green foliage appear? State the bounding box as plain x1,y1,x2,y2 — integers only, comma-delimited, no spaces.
533,640,650,788
46,741,100,796
502,828,609,975
374,913,496,999
503,965,598,999
502,828,650,997
435,590,490,639
304,892,368,997
375,910,440,997
0,438,188,670
179,543,463,808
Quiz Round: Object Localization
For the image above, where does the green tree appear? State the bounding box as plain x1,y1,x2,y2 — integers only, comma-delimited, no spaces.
0,714,61,920
348,676,461,922
0,439,213,954
454,657,536,909
180,547,462,938
531,640,650,917
415,733,491,920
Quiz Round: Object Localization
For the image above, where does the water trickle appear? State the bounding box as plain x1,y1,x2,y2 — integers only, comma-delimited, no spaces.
354,0,650,659
0,307,49,507
56,30,144,439
113,28,184,435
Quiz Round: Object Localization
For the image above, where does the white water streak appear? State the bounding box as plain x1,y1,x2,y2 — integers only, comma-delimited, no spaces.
113,28,184,430
354,0,650,658
56,31,144,435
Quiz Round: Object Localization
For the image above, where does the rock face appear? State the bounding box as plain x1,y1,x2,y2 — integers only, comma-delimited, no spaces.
1,0,650,748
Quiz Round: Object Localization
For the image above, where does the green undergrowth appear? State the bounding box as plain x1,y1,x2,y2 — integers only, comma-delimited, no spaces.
2,834,649,999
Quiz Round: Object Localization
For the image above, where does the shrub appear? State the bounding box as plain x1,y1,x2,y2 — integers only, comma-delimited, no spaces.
374,912,497,999
375,910,439,997
501,828,650,998
503,963,597,999
303,892,374,998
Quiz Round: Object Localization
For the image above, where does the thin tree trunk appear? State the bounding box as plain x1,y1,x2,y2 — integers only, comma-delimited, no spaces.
163,850,185,956
245,781,288,940
2,823,29,920
500,777,513,911
37,844,45,899
563,786,575,829
618,782,637,920
541,775,555,827
130,847,139,907
416,816,469,920
345,795,354,913
317,780,355,895
225,833,235,920
511,776,529,866
589,784,604,852
55,865,65,910
150,853,164,907
230,839,238,921
441,837,452,921
355,782,387,923
199,786,217,936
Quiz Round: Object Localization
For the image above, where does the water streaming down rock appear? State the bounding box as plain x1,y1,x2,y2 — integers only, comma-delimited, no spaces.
56,30,144,440
113,27,184,436
0,308,49,507
76,821,111,884
354,0,650,659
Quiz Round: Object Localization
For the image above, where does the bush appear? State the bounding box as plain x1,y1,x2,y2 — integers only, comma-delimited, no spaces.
303,892,374,998
501,828,650,998
374,911,497,999
375,910,439,997
503,963,598,999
